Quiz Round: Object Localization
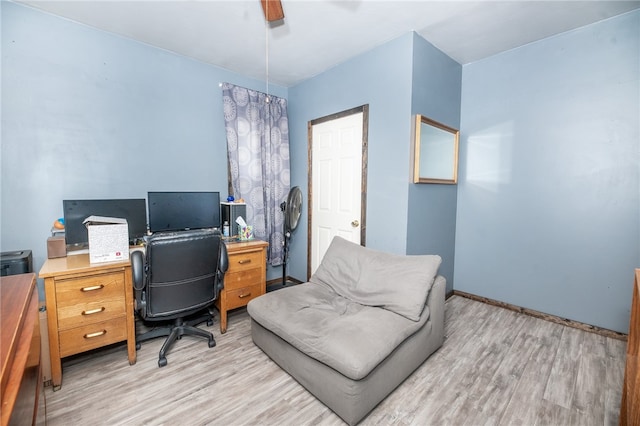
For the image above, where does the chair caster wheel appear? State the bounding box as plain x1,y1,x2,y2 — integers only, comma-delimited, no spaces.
208,340,216,348
207,319,214,326
158,357,167,367
136,343,141,350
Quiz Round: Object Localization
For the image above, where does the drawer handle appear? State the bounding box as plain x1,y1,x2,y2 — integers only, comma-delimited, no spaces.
84,330,107,339
81,284,104,292
82,307,105,316
238,292,252,299
238,259,252,265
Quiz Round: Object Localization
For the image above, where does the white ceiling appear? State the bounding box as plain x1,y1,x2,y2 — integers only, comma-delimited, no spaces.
18,0,640,87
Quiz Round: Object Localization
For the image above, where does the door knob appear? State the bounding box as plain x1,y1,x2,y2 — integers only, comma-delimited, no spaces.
351,220,359,228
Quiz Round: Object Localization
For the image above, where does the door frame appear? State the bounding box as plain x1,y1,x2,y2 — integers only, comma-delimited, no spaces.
307,104,369,280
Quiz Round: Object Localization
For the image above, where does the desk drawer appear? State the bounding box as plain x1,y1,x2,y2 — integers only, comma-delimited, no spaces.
224,268,262,291
58,316,127,357
55,271,126,330
56,296,126,330
55,271,124,305
226,284,262,310
227,250,263,274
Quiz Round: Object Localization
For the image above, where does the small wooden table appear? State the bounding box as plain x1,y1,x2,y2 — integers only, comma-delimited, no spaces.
216,240,268,333
0,273,42,426
39,254,136,390
620,268,640,425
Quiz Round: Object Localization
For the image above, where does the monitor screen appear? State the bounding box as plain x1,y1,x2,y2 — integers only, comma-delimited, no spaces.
63,199,148,249
148,191,221,233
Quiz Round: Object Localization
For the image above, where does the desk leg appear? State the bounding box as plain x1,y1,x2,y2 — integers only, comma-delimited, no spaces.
124,266,137,365
51,364,62,391
220,308,228,334
127,334,137,365
44,277,63,390
216,295,228,334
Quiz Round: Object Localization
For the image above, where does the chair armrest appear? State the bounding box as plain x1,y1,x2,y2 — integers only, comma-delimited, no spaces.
216,243,228,292
219,243,228,274
131,250,144,291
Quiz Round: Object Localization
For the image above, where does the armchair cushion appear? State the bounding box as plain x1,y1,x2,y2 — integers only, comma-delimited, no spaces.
247,282,429,380
309,237,441,321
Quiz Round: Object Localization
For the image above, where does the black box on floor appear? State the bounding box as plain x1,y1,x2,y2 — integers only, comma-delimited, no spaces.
1,250,33,276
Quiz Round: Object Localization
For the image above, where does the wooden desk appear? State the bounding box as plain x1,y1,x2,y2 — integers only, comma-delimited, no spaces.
216,240,268,333
620,268,640,425
0,273,43,426
39,254,136,390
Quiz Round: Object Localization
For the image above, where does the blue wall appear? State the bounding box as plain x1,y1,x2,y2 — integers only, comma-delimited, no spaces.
1,2,286,296
455,10,640,333
4,2,637,333
287,33,414,281
407,33,462,294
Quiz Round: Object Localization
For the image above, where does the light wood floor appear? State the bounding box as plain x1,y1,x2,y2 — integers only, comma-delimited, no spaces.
44,296,626,425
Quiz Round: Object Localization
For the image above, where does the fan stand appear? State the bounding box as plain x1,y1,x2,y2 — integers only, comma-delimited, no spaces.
281,208,292,287
266,204,294,292
268,186,302,292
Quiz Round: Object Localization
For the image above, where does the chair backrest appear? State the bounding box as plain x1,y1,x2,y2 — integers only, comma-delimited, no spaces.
137,228,224,320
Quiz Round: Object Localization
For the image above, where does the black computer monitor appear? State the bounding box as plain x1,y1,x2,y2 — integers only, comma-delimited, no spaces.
63,199,148,250
148,191,221,233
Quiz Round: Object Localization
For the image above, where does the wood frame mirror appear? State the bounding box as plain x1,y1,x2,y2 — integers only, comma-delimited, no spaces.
412,114,459,184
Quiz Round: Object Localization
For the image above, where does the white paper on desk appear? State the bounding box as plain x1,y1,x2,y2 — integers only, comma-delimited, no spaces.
235,216,247,227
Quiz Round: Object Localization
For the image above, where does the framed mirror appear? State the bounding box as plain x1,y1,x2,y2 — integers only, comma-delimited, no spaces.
411,114,459,184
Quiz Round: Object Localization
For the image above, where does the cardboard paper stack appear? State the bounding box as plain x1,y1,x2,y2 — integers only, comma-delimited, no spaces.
83,216,129,263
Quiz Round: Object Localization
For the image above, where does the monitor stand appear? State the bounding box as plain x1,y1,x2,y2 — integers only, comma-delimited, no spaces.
66,243,89,256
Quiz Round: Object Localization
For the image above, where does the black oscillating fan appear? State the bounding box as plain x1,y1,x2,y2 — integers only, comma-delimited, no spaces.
280,186,302,287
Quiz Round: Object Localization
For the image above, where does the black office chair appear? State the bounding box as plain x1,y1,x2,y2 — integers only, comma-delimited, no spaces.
131,228,228,367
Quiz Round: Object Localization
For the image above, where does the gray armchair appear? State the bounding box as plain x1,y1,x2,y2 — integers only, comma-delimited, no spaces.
132,228,228,367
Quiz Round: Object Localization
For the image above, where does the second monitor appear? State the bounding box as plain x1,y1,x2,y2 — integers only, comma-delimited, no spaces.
148,191,221,233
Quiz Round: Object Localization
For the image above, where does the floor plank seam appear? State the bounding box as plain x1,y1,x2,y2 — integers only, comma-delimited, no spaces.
43,296,625,426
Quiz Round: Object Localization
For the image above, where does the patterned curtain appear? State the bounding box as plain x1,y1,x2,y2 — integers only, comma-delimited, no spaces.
221,82,290,266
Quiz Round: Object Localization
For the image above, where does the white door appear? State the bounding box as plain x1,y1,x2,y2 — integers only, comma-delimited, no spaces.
310,108,366,276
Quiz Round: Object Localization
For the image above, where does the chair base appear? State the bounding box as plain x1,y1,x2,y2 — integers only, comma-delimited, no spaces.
136,309,216,367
